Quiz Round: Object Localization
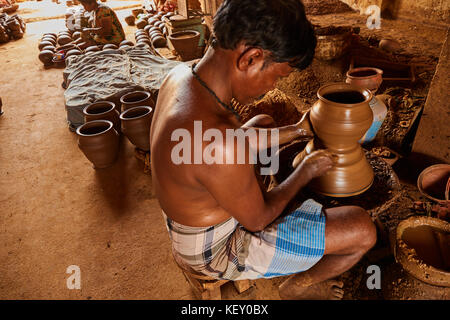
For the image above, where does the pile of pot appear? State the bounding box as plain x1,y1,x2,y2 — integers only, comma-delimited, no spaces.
76,91,155,169
130,11,174,49
0,13,26,43
38,30,80,66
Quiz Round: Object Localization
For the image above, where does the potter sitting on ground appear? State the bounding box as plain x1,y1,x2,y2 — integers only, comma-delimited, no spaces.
150,0,377,300
78,0,125,47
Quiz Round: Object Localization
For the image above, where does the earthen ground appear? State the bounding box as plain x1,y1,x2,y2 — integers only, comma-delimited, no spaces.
0,3,449,300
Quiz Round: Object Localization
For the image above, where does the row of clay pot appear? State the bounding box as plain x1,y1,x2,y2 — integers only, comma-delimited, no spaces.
135,28,166,48
0,13,25,43
76,91,155,169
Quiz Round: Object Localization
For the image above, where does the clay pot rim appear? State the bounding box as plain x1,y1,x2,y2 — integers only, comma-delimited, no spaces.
120,91,152,104
417,164,450,202
395,216,450,286
317,83,372,107
76,120,113,137
83,101,116,117
119,106,153,120
169,30,200,40
346,67,383,79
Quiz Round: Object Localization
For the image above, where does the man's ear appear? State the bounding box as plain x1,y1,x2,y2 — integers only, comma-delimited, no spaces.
236,47,265,72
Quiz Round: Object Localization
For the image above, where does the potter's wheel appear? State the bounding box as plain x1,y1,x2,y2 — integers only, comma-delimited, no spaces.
273,140,402,218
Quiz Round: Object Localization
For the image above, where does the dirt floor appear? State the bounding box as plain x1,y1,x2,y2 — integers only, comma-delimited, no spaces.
0,2,449,300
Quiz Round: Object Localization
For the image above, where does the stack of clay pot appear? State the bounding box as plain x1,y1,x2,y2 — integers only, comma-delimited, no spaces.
119,91,155,152
128,10,173,48
38,33,58,66
0,13,26,43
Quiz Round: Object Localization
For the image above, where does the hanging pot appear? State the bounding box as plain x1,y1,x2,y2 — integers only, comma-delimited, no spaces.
120,106,153,151
76,120,120,169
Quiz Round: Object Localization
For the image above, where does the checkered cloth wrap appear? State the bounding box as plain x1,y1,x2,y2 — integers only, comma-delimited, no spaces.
164,199,326,280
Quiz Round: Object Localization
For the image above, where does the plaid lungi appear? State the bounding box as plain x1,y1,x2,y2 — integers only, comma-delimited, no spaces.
164,199,326,280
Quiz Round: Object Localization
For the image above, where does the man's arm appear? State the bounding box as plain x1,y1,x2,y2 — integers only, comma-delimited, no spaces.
196,140,334,232
241,110,314,151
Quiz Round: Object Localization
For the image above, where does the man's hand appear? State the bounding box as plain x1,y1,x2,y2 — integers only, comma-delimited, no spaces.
294,109,314,139
299,149,336,180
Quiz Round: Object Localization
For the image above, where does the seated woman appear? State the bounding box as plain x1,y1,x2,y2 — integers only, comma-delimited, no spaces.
79,0,125,47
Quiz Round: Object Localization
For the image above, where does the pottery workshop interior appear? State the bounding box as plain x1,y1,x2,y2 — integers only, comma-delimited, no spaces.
0,0,449,303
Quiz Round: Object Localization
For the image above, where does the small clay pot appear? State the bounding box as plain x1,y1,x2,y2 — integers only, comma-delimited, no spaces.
155,21,165,29
83,101,120,132
120,40,134,47
38,50,54,65
76,120,120,169
120,90,154,112
57,35,72,46
41,36,57,44
125,15,135,26
346,67,383,93
144,25,153,33
135,42,150,49
39,40,55,50
152,36,166,48
119,45,132,50
149,31,162,39
43,33,57,39
417,164,450,202
85,45,100,53
169,30,200,61
42,45,56,52
103,44,118,50
136,19,147,29
66,49,82,57
149,26,160,33
136,34,149,40
148,17,159,26
120,106,153,151
72,31,81,40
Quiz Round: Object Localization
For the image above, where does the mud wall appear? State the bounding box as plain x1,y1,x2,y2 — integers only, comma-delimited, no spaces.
339,0,449,23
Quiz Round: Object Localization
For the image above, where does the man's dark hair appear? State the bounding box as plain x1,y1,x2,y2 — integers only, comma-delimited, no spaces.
213,0,316,70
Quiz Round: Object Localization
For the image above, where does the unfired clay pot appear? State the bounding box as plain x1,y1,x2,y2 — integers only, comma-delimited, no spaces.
120,91,154,112
120,106,153,151
346,67,383,93
83,101,120,133
395,216,449,287
345,67,387,144
169,30,200,61
299,83,375,197
76,120,120,169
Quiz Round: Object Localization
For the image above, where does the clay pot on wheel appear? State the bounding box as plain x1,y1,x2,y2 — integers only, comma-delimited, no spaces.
83,101,120,133
76,120,120,169
169,30,200,61
300,83,374,197
120,91,154,112
120,106,153,151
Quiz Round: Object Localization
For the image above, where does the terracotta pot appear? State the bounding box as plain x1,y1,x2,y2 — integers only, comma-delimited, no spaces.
306,83,374,197
57,35,72,46
120,106,153,151
395,216,449,287
120,91,155,112
42,45,56,52
169,30,200,61
417,164,450,202
38,50,54,65
103,44,118,50
120,40,134,47
66,49,82,58
76,120,120,169
83,101,120,133
152,36,166,48
345,67,383,93
39,40,54,50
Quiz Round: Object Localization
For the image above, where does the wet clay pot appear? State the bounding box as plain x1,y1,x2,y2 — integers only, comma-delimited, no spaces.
306,83,374,197
83,101,120,133
120,106,153,151
346,67,383,93
168,30,200,61
120,90,154,112
395,216,450,287
76,120,120,169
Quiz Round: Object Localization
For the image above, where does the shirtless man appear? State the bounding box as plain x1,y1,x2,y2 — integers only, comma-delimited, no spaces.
150,0,376,300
